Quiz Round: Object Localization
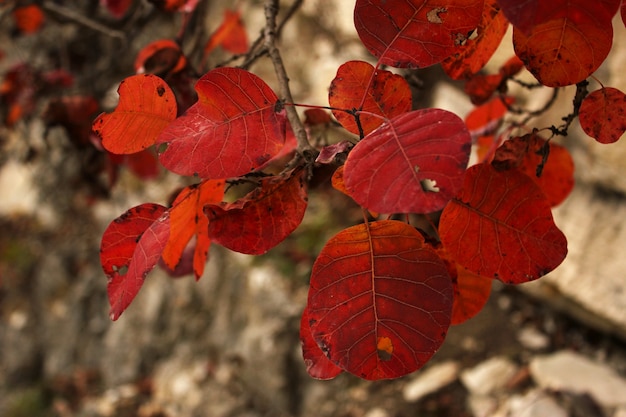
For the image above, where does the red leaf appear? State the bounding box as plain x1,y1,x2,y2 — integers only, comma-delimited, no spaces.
465,96,514,162
579,87,626,144
134,39,187,76
493,134,574,206
93,74,177,154
512,3,613,87
304,109,332,126
498,0,619,35
205,169,307,255
451,267,492,325
162,179,225,279
316,141,352,165
101,0,132,18
329,61,412,136
125,149,161,179
442,0,509,80
464,55,524,104
439,163,567,284
354,0,483,68
204,9,249,55
157,68,287,178
100,203,170,320
13,5,45,34
300,307,343,380
307,220,453,380
344,109,471,214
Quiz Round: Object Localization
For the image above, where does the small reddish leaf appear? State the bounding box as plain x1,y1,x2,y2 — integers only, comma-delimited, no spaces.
300,307,344,380
100,203,170,320
162,179,225,279
442,0,509,80
13,5,45,34
329,61,411,136
465,96,513,162
307,220,453,380
354,0,483,68
451,266,492,325
135,39,187,76
205,169,307,255
493,134,574,206
316,141,352,165
579,87,626,144
43,96,100,147
440,163,567,284
101,0,132,18
344,109,471,214
157,68,286,178
304,109,332,126
204,9,249,55
464,55,524,104
125,149,161,179
513,13,612,87
93,74,177,154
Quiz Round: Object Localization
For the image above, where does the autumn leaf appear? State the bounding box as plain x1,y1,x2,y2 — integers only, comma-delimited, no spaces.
579,87,626,144
300,307,344,380
329,60,412,136
100,203,170,320
512,3,614,87
465,96,514,162
344,109,471,214
204,9,249,56
205,169,307,255
101,0,133,18
493,134,575,206
135,39,187,76
13,5,45,34
442,0,509,80
93,74,177,154
451,266,492,325
307,220,453,380
354,0,483,68
157,67,287,178
162,179,225,279
439,163,567,284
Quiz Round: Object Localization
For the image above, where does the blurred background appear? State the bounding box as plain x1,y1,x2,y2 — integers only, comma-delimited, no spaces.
1,1,626,416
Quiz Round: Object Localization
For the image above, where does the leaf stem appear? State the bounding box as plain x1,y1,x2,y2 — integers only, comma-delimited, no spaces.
263,0,316,161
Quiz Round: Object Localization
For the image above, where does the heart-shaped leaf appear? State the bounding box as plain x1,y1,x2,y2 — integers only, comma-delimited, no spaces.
439,163,567,284
93,74,177,154
354,0,483,68
157,67,287,178
307,220,453,380
344,109,471,214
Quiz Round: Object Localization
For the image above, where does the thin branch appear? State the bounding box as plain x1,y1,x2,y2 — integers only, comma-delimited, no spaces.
263,0,316,160
42,1,126,41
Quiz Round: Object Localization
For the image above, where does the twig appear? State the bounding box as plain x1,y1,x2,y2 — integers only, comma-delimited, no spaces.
42,1,126,42
263,0,316,161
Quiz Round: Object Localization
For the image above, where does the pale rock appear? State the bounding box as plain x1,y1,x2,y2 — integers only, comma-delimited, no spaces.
613,407,626,417
466,394,498,417
460,356,518,395
493,389,568,417
530,350,626,408
402,360,460,402
364,407,391,417
516,326,550,351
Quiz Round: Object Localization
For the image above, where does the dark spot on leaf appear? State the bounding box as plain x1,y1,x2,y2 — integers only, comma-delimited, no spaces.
157,85,165,97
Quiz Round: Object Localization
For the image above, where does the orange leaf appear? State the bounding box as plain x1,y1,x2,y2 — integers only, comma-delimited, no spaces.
451,266,492,325
13,5,45,34
135,39,187,75
204,9,249,56
162,179,225,279
442,0,509,80
93,74,177,154
579,87,626,144
513,10,612,87
465,96,514,162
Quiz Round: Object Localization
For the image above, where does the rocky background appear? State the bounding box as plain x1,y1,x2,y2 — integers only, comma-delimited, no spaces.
1,2,626,417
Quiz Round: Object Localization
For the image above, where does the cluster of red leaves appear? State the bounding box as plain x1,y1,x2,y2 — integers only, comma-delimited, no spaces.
93,0,625,382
